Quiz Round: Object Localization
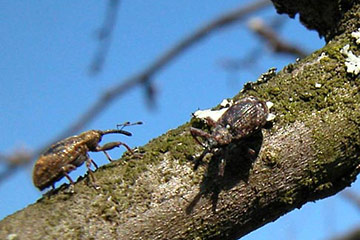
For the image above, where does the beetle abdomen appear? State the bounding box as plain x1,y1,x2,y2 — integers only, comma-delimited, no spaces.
32,155,66,190
33,137,89,190
219,96,268,140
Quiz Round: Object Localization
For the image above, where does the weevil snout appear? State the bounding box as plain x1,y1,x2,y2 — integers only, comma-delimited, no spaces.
101,129,132,136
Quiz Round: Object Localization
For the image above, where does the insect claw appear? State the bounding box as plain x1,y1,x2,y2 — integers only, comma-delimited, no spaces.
65,184,75,194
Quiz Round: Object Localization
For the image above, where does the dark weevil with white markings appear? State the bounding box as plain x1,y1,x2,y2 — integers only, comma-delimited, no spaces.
190,96,270,176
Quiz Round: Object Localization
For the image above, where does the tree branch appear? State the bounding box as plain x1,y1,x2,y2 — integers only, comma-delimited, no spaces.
271,0,356,41
89,0,121,75
1,9,360,237
1,1,360,239
248,17,308,58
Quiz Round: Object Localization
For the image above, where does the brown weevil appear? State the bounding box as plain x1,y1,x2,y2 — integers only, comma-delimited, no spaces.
190,96,270,176
33,124,141,191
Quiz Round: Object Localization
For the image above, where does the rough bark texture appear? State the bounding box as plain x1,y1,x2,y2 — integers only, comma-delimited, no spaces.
2,2,360,240
271,0,356,41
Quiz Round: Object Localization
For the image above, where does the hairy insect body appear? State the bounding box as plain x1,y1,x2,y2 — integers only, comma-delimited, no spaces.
217,97,268,143
33,129,134,191
190,96,269,174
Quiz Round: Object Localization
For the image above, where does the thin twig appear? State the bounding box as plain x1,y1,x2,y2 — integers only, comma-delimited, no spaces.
248,17,308,58
60,0,272,140
342,190,360,209
330,227,360,240
89,0,120,75
218,15,308,79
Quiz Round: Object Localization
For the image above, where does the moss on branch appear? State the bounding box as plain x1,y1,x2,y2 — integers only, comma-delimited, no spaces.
1,2,360,240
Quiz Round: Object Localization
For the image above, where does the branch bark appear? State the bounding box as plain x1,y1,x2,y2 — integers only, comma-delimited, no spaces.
271,0,356,40
1,1,360,240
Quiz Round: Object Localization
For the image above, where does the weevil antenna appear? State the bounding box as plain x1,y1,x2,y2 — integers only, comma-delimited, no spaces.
116,121,143,130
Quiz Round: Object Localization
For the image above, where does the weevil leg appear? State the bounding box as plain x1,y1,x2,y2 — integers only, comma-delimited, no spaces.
193,148,211,171
90,159,99,169
61,164,77,192
218,158,226,177
86,158,100,189
190,127,211,148
96,141,134,161
61,164,76,185
103,150,113,161
246,147,256,159
204,117,217,127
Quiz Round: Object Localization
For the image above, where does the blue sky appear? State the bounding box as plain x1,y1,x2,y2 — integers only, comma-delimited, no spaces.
0,1,359,239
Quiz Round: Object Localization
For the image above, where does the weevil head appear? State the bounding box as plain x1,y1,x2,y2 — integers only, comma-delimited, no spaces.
210,125,232,147
78,130,103,150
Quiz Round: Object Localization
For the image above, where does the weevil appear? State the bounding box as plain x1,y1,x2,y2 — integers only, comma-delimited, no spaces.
190,96,269,176
33,126,140,191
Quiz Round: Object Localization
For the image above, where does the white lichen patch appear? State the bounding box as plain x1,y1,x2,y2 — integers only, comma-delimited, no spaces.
341,44,360,75
220,98,233,107
351,28,360,44
6,234,18,240
193,108,228,122
194,99,276,122
317,52,328,61
266,101,274,109
340,28,360,75
193,98,233,122
267,113,276,121
266,101,276,121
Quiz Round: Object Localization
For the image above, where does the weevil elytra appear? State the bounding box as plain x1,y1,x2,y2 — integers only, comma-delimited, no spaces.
33,126,140,191
190,96,269,175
